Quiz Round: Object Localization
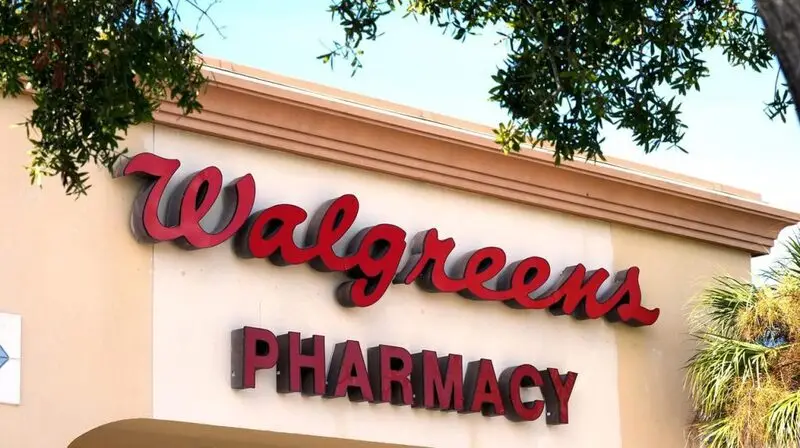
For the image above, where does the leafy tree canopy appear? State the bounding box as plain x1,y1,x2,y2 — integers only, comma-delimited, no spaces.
322,0,791,157
0,0,792,196
0,0,204,195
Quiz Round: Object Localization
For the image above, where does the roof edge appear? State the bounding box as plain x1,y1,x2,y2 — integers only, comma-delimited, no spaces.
150,57,798,256
199,56,764,202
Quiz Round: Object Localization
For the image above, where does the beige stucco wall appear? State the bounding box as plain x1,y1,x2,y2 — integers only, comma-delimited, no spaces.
148,127,622,448
0,97,153,447
0,96,757,448
612,227,750,448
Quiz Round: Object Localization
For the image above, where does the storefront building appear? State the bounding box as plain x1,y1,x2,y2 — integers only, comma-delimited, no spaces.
0,59,798,448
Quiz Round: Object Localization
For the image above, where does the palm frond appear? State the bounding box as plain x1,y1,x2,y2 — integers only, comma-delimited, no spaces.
686,333,775,418
728,379,788,448
736,289,794,343
690,417,740,448
690,277,759,337
762,233,800,283
688,231,800,447
766,391,800,447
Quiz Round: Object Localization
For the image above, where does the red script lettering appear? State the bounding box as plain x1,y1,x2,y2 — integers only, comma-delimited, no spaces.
118,153,660,327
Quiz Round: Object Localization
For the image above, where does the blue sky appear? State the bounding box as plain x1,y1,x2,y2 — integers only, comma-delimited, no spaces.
177,1,800,273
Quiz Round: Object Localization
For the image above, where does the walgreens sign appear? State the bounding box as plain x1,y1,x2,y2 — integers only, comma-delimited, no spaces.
117,153,659,327
117,152,660,425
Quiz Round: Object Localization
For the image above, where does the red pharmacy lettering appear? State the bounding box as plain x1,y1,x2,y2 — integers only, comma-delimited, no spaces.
119,153,660,327
462,359,505,416
230,326,279,390
368,345,413,406
541,368,578,425
232,327,580,425
499,364,546,422
411,350,464,411
276,332,326,396
326,340,374,402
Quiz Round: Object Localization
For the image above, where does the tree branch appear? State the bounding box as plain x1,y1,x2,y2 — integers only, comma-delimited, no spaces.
758,0,800,123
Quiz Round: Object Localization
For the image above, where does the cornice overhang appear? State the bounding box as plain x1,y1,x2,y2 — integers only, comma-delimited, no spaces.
150,59,800,256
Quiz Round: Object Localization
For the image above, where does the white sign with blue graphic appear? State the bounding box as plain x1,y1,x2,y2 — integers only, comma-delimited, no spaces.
0,313,21,405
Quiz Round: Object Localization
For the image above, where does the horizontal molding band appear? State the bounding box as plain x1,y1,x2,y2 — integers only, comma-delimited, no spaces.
152,68,799,256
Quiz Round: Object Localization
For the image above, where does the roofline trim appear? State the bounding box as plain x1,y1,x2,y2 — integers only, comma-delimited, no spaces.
148,61,798,256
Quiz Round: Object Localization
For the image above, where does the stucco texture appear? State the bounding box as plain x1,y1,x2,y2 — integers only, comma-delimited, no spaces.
611,226,750,448
149,127,622,448
0,97,153,447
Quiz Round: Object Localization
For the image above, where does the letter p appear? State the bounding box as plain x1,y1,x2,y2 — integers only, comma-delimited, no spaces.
231,327,279,389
